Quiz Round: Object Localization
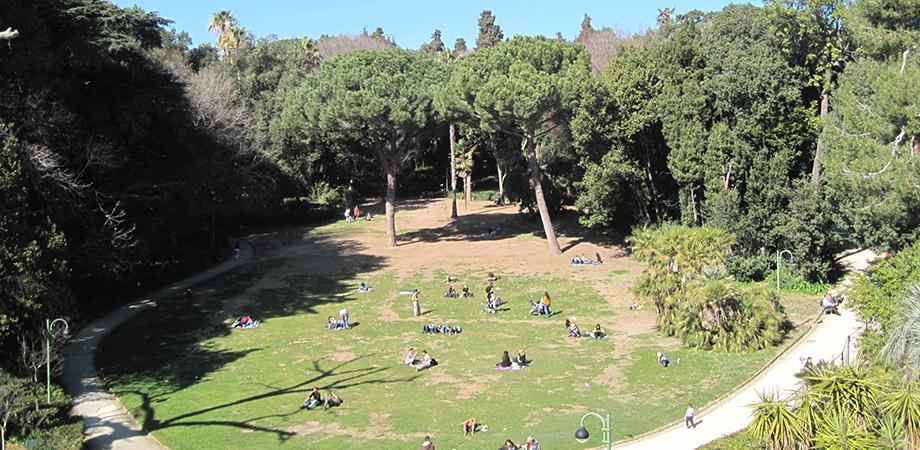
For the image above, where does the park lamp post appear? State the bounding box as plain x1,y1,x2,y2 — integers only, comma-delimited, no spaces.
45,317,69,404
574,411,612,450
775,249,794,293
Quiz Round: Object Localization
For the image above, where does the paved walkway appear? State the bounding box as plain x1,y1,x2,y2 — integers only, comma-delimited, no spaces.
615,249,875,450
62,241,254,450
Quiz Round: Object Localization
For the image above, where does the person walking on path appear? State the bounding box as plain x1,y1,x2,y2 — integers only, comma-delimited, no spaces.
339,308,350,329
233,241,240,260
685,403,697,428
412,290,422,317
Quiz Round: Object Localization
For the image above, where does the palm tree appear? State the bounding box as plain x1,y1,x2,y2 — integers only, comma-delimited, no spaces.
881,283,920,381
208,10,239,57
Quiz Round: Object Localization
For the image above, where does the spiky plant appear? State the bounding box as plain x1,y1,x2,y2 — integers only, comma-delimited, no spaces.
880,283,920,381
748,391,804,450
878,382,920,447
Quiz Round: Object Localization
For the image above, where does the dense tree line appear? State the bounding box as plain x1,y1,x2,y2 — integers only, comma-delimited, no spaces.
1,0,918,445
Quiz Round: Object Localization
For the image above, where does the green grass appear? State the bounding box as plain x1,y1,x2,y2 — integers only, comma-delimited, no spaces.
98,230,786,450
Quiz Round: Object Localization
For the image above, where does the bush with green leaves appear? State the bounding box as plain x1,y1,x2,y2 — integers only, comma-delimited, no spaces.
630,223,788,352
849,242,920,362
748,365,920,449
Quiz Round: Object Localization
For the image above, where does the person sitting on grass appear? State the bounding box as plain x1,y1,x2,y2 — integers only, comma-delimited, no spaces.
523,436,540,450
461,283,473,298
416,350,436,371
357,281,371,293
301,386,323,410
515,348,527,366
444,285,458,298
420,436,435,450
405,348,418,366
496,350,512,369
567,319,582,337
592,323,606,339
501,439,518,449
487,272,500,281
629,302,640,311
323,391,343,409
485,282,495,298
450,325,462,334
657,351,671,367
595,252,603,263
461,417,477,436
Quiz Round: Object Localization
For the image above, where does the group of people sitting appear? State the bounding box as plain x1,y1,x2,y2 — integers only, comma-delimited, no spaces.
231,314,260,328
570,252,604,265
500,437,541,450
343,206,372,222
422,323,463,334
301,386,343,410
444,284,474,298
495,349,528,371
405,348,437,372
564,319,606,339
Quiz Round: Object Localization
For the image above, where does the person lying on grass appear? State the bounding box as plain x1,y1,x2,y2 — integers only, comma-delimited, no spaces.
415,350,436,372
461,417,477,436
445,276,459,282
301,386,323,409
444,285,458,298
487,272,501,281
323,391,343,410
325,316,344,330
231,314,260,328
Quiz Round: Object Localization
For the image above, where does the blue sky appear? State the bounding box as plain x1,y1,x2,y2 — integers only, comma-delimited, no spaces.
112,0,750,49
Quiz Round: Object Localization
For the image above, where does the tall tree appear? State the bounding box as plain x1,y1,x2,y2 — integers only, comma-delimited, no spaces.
446,36,591,255
476,10,503,49
208,10,239,57
453,37,467,54
281,49,446,247
421,29,445,56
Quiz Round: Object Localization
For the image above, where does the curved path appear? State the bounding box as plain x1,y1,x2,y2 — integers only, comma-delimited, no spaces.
62,241,254,450
615,249,875,450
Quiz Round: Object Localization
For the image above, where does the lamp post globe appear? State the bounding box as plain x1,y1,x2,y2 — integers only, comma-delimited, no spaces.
575,425,589,442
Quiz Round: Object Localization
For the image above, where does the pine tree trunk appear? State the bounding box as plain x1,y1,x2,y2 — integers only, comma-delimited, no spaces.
496,162,505,205
811,88,830,187
524,133,562,255
384,162,397,247
449,123,458,218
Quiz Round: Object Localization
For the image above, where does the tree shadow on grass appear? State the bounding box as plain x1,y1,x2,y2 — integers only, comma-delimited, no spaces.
122,356,420,444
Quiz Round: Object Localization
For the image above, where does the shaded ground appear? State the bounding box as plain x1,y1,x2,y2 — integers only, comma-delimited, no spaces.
97,199,817,450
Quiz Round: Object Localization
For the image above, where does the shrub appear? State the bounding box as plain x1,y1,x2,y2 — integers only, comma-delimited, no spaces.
630,224,788,352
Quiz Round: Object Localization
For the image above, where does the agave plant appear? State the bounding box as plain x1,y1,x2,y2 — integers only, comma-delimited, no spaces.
801,366,879,427
812,407,877,450
748,391,804,450
874,415,908,449
878,382,920,447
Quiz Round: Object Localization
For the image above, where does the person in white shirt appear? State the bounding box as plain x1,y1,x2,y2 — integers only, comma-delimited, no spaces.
685,403,696,428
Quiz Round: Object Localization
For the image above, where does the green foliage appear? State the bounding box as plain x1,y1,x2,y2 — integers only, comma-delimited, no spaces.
475,10,503,49
748,391,805,449
849,242,920,361
630,224,787,351
0,370,75,448
845,0,920,60
822,56,920,251
698,431,768,449
880,283,920,380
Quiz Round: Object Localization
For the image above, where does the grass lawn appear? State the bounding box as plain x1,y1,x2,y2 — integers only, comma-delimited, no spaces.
97,200,813,450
